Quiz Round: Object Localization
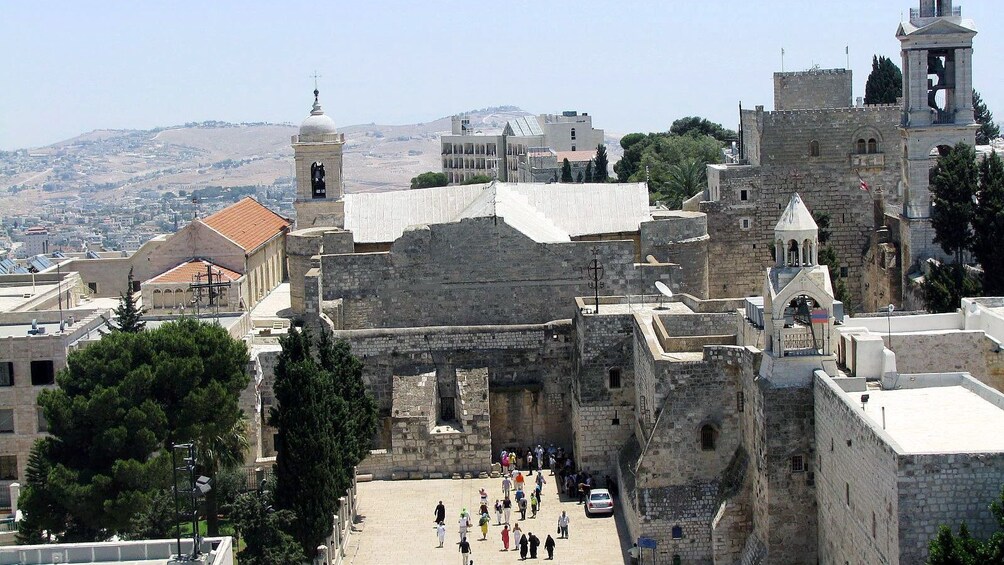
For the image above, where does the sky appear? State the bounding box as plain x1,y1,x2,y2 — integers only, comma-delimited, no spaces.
2,0,1002,150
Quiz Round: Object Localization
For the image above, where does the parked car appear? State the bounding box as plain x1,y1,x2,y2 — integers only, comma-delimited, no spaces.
585,488,614,516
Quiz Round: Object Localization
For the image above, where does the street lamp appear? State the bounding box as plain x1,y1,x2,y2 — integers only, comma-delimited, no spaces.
886,304,895,350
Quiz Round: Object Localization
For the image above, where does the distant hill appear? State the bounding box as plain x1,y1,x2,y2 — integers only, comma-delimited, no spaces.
0,107,623,216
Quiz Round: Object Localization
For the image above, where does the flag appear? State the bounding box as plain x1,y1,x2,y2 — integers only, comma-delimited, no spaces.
859,177,869,191
811,309,829,324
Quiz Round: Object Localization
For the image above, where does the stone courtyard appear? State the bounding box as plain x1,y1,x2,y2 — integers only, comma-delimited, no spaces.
343,476,633,564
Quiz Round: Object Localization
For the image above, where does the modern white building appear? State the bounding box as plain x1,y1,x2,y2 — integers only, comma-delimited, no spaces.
441,111,604,183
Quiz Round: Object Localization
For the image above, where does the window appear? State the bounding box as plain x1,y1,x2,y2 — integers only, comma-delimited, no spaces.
87,282,98,293
571,145,576,151
740,189,748,201
608,368,622,389
700,425,717,451
740,218,751,230
0,363,12,387
37,408,48,433
809,140,820,157
0,456,15,480
570,128,576,140
132,280,141,292
840,266,849,278
872,511,877,538
0,410,12,433
737,391,745,412
672,525,683,539
791,455,805,472
673,556,682,565
845,482,851,506
31,360,55,386
856,139,866,154
868,138,878,154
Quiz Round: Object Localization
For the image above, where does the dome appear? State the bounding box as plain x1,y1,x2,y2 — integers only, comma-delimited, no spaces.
299,90,337,137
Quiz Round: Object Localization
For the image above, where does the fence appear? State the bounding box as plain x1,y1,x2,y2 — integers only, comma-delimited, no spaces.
316,469,359,565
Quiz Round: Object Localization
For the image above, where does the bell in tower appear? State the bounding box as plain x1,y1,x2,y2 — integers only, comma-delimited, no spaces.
292,88,346,228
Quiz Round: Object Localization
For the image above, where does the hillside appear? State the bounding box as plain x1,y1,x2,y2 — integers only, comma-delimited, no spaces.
0,107,622,216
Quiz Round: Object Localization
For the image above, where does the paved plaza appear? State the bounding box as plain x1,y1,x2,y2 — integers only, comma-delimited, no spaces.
344,474,633,564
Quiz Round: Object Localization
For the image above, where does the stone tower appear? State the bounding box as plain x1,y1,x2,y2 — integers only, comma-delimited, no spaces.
292,89,346,228
897,0,977,267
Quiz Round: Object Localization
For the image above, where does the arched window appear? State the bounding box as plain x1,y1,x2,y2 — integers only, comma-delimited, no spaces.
700,425,717,450
809,140,820,157
867,138,878,153
673,556,682,565
608,368,622,389
570,128,576,140
856,139,867,154
788,240,800,266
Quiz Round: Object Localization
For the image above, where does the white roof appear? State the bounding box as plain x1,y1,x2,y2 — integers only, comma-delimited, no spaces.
343,182,651,244
774,193,817,238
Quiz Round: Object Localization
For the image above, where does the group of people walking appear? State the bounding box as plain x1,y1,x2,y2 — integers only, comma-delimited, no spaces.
434,445,576,562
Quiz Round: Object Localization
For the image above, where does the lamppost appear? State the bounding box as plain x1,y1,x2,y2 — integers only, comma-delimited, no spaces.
171,443,211,562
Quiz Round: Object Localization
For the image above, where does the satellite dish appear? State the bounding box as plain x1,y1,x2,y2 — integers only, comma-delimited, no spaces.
655,281,674,298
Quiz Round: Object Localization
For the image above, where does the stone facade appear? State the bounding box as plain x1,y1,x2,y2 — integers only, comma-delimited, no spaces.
773,69,852,111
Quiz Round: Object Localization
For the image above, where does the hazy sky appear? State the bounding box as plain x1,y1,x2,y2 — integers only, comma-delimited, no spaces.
2,1,1002,150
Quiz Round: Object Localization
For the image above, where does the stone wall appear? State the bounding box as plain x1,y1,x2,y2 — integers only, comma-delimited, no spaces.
897,452,1004,565
704,103,902,308
773,69,852,111
814,373,899,565
640,212,710,299
882,331,1004,391
319,217,674,329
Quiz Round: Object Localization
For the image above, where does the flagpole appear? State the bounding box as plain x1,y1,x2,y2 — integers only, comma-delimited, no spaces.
781,47,785,72
845,46,850,69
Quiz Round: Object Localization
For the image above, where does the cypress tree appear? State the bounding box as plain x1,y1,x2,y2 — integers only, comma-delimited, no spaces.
930,142,978,265
974,151,1004,294
105,267,146,333
560,158,573,183
594,144,609,182
974,89,1000,145
584,161,594,183
864,55,903,105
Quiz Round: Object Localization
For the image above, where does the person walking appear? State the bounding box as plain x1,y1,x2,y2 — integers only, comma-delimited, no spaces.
479,488,489,506
503,497,512,525
502,474,512,499
494,499,503,525
479,511,490,540
434,500,446,524
557,511,569,539
526,449,534,476
535,474,546,507
535,444,544,474
459,538,472,565
628,542,640,565
512,523,523,552
519,531,529,560
515,471,525,491
437,521,446,548
530,491,538,518
519,495,528,520
529,532,540,559
459,512,471,543
501,524,511,551
544,534,555,560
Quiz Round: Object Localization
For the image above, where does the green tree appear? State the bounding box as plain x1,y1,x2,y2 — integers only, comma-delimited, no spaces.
623,134,723,207
815,212,853,311
231,490,303,565
197,414,249,536
104,267,146,333
864,55,903,105
409,171,449,190
974,151,1004,295
924,262,982,313
931,143,979,265
19,319,250,541
123,490,176,541
669,116,736,143
560,159,573,183
460,174,493,185
974,89,1000,145
614,133,649,182
662,159,706,205
593,144,609,182
316,330,377,466
584,161,594,183
927,486,1004,563
576,171,584,183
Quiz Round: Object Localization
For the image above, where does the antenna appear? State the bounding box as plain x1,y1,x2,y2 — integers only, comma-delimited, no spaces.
654,281,673,310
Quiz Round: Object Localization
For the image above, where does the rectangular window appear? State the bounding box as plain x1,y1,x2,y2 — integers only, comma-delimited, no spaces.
0,455,16,480
0,363,12,387
87,282,98,293
840,266,849,278
30,360,55,386
37,408,48,434
846,482,851,506
608,368,622,389
0,410,13,433
132,280,141,292
791,455,805,472
740,189,748,201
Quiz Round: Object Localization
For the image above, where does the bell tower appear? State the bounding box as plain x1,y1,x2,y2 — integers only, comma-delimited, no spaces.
897,0,977,268
292,89,346,228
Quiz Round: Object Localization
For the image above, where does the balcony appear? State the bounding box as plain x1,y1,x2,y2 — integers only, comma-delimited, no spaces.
851,153,885,169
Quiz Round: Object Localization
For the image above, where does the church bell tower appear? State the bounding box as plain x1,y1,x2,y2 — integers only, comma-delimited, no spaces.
897,0,977,268
292,88,346,228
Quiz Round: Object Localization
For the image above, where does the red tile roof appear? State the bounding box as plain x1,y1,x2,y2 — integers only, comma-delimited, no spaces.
146,259,242,285
201,197,290,253
555,150,597,163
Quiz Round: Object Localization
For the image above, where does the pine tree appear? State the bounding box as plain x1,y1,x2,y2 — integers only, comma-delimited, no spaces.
593,144,609,182
584,161,594,183
974,151,1004,295
974,89,1000,145
105,267,146,333
560,158,573,183
864,55,902,105
930,143,978,265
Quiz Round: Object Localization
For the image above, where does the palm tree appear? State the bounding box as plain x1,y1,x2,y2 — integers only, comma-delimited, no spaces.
662,159,707,207
197,413,250,536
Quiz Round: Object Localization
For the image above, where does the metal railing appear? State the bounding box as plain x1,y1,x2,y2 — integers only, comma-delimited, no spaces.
910,6,961,19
